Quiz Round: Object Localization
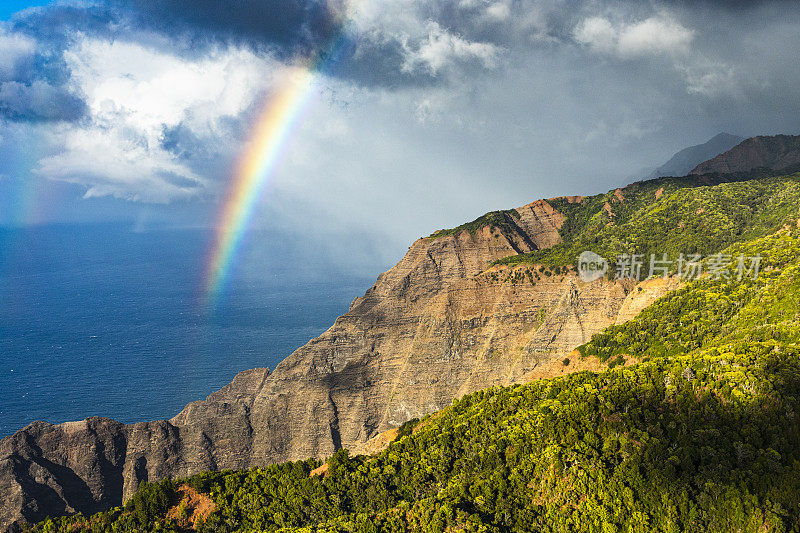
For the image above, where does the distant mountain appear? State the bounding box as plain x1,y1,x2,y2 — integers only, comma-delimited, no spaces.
690,134,800,175
649,132,743,178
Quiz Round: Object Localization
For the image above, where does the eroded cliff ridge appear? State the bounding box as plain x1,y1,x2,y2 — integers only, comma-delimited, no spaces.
0,195,679,530
690,134,800,175
6,166,800,530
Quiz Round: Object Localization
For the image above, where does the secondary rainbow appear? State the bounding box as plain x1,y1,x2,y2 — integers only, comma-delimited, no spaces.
204,66,316,307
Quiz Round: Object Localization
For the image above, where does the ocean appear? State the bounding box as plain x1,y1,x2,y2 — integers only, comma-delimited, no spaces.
0,224,376,438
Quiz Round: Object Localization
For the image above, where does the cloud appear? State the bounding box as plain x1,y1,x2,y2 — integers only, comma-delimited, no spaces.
571,13,743,97
63,38,267,132
325,31,434,88
573,17,616,54
677,61,737,96
0,0,509,95
28,37,281,201
0,80,86,121
112,0,348,55
0,0,799,252
484,2,511,21
402,21,502,75
35,125,207,202
0,31,36,78
574,15,694,58
0,25,88,122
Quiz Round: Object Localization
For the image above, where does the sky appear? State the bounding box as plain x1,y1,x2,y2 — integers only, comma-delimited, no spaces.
1,0,800,271
0,2,50,19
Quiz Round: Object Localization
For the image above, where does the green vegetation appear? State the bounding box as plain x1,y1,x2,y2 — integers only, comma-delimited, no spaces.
577,227,800,363
26,178,800,533
33,480,182,533
428,209,522,240
495,173,800,269
29,230,800,532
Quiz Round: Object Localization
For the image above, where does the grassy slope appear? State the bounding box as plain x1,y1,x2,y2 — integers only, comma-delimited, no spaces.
28,176,800,533
427,209,522,240
496,173,800,269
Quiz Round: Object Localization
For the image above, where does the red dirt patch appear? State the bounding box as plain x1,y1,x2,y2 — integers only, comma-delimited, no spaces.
166,485,215,530
311,463,329,477
548,195,584,204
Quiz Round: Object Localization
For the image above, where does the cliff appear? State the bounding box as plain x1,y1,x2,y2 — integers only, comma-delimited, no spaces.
7,165,800,531
690,134,800,175
0,197,678,531
649,132,743,178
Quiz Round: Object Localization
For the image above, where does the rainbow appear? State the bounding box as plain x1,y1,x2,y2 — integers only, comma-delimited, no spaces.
204,67,315,307
204,24,355,308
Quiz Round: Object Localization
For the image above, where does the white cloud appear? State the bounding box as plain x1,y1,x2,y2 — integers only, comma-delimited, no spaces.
617,17,694,57
575,15,694,59
36,125,207,202
574,17,617,54
485,2,511,21
33,37,283,202
573,13,727,97
0,31,36,79
65,38,271,139
403,21,502,75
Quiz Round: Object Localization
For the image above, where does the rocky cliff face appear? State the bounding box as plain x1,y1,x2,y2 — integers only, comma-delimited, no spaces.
649,132,743,178
0,198,679,531
690,134,800,175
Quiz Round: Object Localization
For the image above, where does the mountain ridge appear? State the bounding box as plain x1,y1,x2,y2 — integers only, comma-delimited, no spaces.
27,221,800,532
4,135,800,531
691,134,800,175
1,198,647,531
649,132,743,178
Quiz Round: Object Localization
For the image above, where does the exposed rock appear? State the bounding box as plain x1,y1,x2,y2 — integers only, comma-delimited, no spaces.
513,200,566,250
348,427,400,457
165,485,215,530
0,199,680,531
649,132,744,178
690,134,800,175
615,277,682,325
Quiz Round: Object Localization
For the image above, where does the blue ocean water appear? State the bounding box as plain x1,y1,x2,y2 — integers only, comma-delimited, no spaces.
0,225,375,438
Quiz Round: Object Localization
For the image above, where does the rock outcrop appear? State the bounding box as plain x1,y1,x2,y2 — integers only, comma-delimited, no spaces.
650,132,743,178
690,134,800,175
0,198,679,531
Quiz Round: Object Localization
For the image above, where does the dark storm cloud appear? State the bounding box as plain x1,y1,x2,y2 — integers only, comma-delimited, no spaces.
3,0,450,98
328,32,450,88
1,0,799,124
9,4,119,45
324,34,409,86
112,0,458,86
110,0,346,56
8,0,338,56
4,0,439,92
